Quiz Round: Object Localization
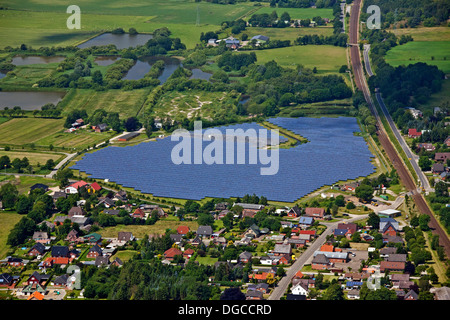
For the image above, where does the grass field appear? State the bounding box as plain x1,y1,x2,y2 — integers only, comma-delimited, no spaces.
385,41,450,74
0,150,63,165
391,27,450,42
0,118,65,145
253,7,334,20
61,88,151,118
250,45,347,74
0,1,257,49
240,26,334,42
98,216,199,238
0,63,60,88
0,211,23,259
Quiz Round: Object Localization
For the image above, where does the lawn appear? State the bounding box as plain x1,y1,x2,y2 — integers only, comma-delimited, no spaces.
240,26,334,42
98,217,199,239
391,27,450,42
36,129,114,151
253,7,334,20
250,45,347,74
61,88,151,119
0,211,23,259
385,41,450,74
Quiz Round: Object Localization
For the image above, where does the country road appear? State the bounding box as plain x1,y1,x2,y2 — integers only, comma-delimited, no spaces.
349,0,450,257
268,214,368,300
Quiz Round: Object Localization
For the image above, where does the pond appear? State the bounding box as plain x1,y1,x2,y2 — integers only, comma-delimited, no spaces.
71,117,375,202
189,68,212,81
0,91,66,110
94,55,121,66
78,33,154,50
11,55,66,65
122,56,182,84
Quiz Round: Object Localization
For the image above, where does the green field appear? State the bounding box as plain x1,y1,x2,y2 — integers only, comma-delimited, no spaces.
253,7,334,20
0,150,63,165
250,45,347,74
61,88,151,118
0,1,257,49
0,211,23,259
385,41,450,74
0,118,65,145
0,63,60,88
391,27,450,42
241,25,334,42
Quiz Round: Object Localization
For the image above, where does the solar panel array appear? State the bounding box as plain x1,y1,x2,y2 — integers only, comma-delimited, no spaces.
71,117,375,202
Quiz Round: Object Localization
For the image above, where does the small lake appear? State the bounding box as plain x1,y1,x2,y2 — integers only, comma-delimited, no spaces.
94,56,121,66
0,91,66,110
122,56,182,84
71,117,375,202
11,55,65,65
78,33,154,50
190,68,212,81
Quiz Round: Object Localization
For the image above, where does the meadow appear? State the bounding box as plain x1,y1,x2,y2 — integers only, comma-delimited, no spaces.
250,45,347,74
0,150,63,165
385,41,450,74
253,6,334,20
0,211,23,259
240,25,334,42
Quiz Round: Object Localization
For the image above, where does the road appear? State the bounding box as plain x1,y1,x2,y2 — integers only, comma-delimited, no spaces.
268,214,368,300
349,0,450,257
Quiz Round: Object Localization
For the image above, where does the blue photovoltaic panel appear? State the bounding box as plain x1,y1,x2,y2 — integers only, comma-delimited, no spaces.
71,117,375,202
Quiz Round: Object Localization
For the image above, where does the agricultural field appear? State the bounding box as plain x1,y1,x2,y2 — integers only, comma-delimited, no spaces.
253,6,334,20
61,88,151,119
250,45,347,74
240,25,334,42
391,27,450,42
385,41,450,74
0,211,23,259
0,1,257,49
0,117,65,146
0,150,63,165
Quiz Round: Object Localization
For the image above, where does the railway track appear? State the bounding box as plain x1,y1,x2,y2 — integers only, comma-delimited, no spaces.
349,0,450,257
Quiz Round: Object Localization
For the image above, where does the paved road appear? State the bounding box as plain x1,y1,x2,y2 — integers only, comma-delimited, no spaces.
349,0,450,257
268,214,368,300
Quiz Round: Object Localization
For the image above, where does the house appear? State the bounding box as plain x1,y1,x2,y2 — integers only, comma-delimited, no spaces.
287,206,302,218
444,136,450,147
87,182,102,193
273,244,291,256
32,231,50,244
233,203,264,211
314,251,348,263
66,229,82,243
87,245,103,258
224,36,240,48
170,234,183,244
51,246,69,258
298,216,314,229
111,257,123,267
251,35,270,44
245,290,264,300
52,191,67,201
342,182,359,192
291,283,308,296
68,206,86,217
312,254,332,270
207,38,218,46
95,256,110,267
164,247,183,261
404,289,419,300
380,260,405,272
337,222,357,234
65,180,88,194
118,231,134,243
244,224,261,239
104,209,120,216
52,274,69,287
377,209,401,218
408,129,422,138
406,108,423,119
379,217,399,236
197,225,213,237
92,123,108,132
417,143,435,152
242,208,259,218
83,233,102,245
28,243,46,257
239,251,253,264
183,248,195,260
0,273,14,287
97,197,115,208
26,271,50,286
435,152,450,162
386,253,407,263
131,208,146,219
288,238,306,248
347,289,360,299
41,256,70,268
177,225,190,235
432,163,445,174
117,132,140,142
304,207,325,219
346,281,363,290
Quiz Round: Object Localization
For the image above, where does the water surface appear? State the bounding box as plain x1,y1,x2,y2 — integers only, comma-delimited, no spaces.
78,33,153,50
0,91,65,110
12,55,65,65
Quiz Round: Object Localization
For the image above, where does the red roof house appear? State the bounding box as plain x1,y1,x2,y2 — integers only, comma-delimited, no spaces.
88,182,102,193
304,207,325,219
408,129,422,138
164,247,183,261
177,226,190,235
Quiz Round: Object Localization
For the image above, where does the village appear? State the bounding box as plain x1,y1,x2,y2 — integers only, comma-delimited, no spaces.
0,174,448,301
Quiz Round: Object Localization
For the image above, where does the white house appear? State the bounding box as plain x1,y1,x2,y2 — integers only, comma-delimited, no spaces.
291,283,308,296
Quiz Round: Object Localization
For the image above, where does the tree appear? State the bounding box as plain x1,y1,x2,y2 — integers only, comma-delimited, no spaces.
419,214,430,231
323,283,344,300
220,287,245,300
0,183,18,209
355,184,374,202
418,156,432,171
55,168,73,188
124,117,140,132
